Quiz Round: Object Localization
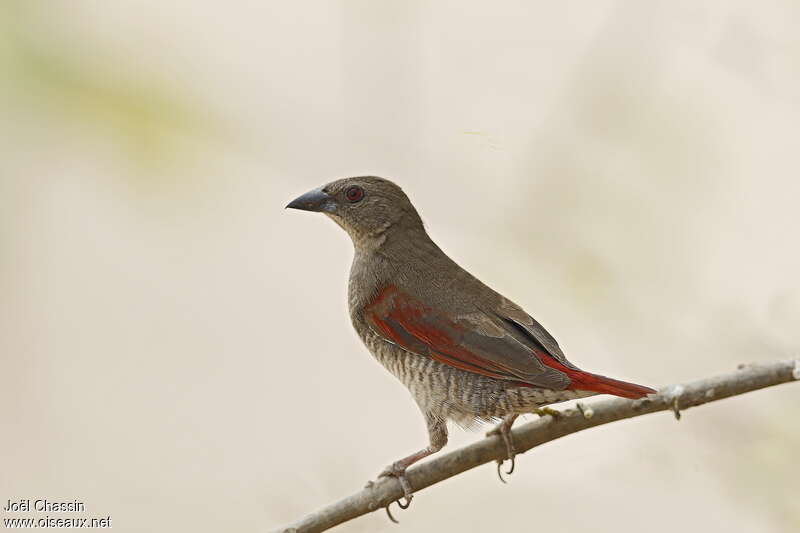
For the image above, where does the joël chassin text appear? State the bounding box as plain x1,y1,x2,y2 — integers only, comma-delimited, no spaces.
4,499,85,512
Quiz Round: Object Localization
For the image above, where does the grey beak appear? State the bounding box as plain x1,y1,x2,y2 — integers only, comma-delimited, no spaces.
285,187,336,213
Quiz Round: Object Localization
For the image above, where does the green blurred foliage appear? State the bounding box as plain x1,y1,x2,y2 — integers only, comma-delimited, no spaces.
1,0,215,173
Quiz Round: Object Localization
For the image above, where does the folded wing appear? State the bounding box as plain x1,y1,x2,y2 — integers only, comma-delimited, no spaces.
364,285,571,390
364,285,656,399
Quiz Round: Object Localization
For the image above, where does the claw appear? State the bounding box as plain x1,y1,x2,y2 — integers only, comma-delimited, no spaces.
384,494,412,524
378,463,414,513
495,452,516,484
496,461,506,484
395,473,414,504
385,503,399,524
489,416,518,484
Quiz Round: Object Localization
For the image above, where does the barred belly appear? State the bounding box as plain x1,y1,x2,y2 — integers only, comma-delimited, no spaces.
362,331,595,428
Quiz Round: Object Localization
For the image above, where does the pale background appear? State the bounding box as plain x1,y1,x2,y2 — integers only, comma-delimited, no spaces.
1,1,798,532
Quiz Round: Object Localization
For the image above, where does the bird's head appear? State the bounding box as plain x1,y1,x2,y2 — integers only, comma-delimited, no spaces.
286,176,424,246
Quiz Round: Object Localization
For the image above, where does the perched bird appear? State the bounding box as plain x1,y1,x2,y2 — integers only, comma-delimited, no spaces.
286,176,655,504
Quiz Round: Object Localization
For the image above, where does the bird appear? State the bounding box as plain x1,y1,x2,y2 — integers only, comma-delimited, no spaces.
286,176,655,506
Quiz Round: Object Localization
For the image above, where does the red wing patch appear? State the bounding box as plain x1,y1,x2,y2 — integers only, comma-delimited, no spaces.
364,285,655,398
365,286,538,382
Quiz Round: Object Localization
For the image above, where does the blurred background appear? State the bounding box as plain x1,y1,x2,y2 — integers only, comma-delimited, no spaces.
1,1,798,532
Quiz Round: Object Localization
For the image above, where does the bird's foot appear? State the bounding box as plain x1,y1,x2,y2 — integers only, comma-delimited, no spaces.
377,462,414,523
533,407,561,418
486,415,518,483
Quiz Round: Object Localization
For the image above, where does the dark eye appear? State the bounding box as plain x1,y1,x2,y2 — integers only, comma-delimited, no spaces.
345,185,365,203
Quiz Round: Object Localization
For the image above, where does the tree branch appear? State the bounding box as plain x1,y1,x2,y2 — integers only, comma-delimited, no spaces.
273,360,799,533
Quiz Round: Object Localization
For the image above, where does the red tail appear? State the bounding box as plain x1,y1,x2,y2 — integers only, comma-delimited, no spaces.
535,353,655,399
566,371,656,399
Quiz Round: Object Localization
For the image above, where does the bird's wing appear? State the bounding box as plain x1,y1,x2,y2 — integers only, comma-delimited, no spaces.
490,298,579,370
363,285,572,390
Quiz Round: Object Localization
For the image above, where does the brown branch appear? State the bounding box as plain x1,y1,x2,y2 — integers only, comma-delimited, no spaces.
273,360,799,533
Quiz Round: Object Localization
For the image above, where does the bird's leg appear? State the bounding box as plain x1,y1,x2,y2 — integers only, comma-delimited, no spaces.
376,414,447,512
486,414,518,482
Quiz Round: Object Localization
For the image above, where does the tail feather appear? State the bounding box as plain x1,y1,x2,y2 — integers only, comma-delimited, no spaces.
533,350,656,399
567,371,656,399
